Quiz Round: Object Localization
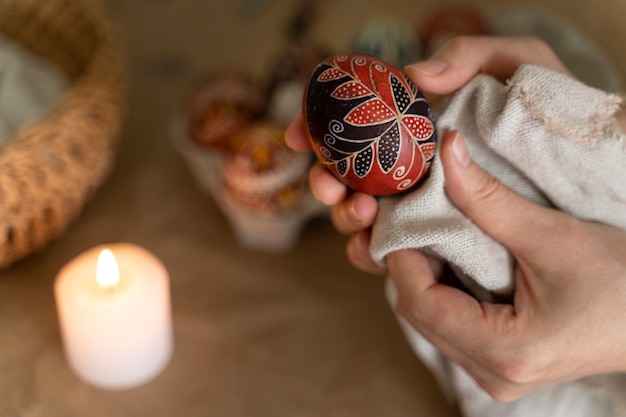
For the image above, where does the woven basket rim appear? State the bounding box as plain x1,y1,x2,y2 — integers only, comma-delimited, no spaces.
0,0,127,269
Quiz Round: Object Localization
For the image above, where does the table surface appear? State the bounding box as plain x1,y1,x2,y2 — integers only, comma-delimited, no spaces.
1,0,625,415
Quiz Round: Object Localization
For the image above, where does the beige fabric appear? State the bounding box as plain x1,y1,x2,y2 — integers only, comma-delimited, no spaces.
0,35,68,143
372,65,626,297
373,65,626,416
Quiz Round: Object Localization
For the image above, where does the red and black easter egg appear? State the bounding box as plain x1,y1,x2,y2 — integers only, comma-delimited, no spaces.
304,54,437,196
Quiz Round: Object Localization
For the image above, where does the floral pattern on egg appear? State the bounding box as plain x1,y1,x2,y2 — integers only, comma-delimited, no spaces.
305,54,437,196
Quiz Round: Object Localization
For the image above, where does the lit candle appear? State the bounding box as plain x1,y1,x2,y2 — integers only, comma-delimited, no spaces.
54,243,173,390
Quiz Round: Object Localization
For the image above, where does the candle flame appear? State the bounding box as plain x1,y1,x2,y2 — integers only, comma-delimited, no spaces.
96,249,119,289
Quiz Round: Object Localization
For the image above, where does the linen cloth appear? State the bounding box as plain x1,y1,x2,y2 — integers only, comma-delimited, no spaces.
371,64,626,416
0,34,67,144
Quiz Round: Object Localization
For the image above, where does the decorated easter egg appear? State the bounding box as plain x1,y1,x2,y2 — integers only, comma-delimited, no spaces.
186,73,264,150
304,54,437,196
222,123,312,215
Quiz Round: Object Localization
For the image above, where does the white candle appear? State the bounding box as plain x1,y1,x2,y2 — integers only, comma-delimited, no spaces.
54,243,173,390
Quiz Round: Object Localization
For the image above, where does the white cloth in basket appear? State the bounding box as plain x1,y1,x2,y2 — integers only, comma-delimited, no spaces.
371,65,626,416
0,34,68,144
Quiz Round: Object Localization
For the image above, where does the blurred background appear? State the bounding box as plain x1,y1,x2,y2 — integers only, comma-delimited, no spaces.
109,0,625,85
0,0,624,416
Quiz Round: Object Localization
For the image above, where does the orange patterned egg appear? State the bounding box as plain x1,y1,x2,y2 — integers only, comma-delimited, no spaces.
304,54,437,196
222,123,311,215
186,74,264,150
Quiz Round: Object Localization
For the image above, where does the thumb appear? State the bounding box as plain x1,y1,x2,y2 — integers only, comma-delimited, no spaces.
440,130,565,258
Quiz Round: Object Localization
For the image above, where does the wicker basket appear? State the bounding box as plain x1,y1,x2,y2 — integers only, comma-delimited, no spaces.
0,0,126,268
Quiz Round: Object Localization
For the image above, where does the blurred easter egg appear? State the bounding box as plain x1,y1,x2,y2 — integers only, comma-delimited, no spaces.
420,6,490,55
304,54,437,197
222,123,312,215
265,43,328,128
350,18,423,69
186,73,264,150
267,81,306,129
266,43,327,93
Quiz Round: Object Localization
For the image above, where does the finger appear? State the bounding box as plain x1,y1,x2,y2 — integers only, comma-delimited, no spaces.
309,164,347,205
440,130,571,261
387,250,533,401
404,36,569,97
388,249,484,329
285,111,311,152
387,251,505,374
330,192,378,235
386,250,487,371
346,230,386,275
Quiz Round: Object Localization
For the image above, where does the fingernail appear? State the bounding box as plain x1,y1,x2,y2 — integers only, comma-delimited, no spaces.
347,197,361,224
406,59,447,76
451,131,471,167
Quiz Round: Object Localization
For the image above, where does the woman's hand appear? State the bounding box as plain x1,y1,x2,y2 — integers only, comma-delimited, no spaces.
388,129,626,402
285,36,568,274
403,35,569,100
287,35,626,401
